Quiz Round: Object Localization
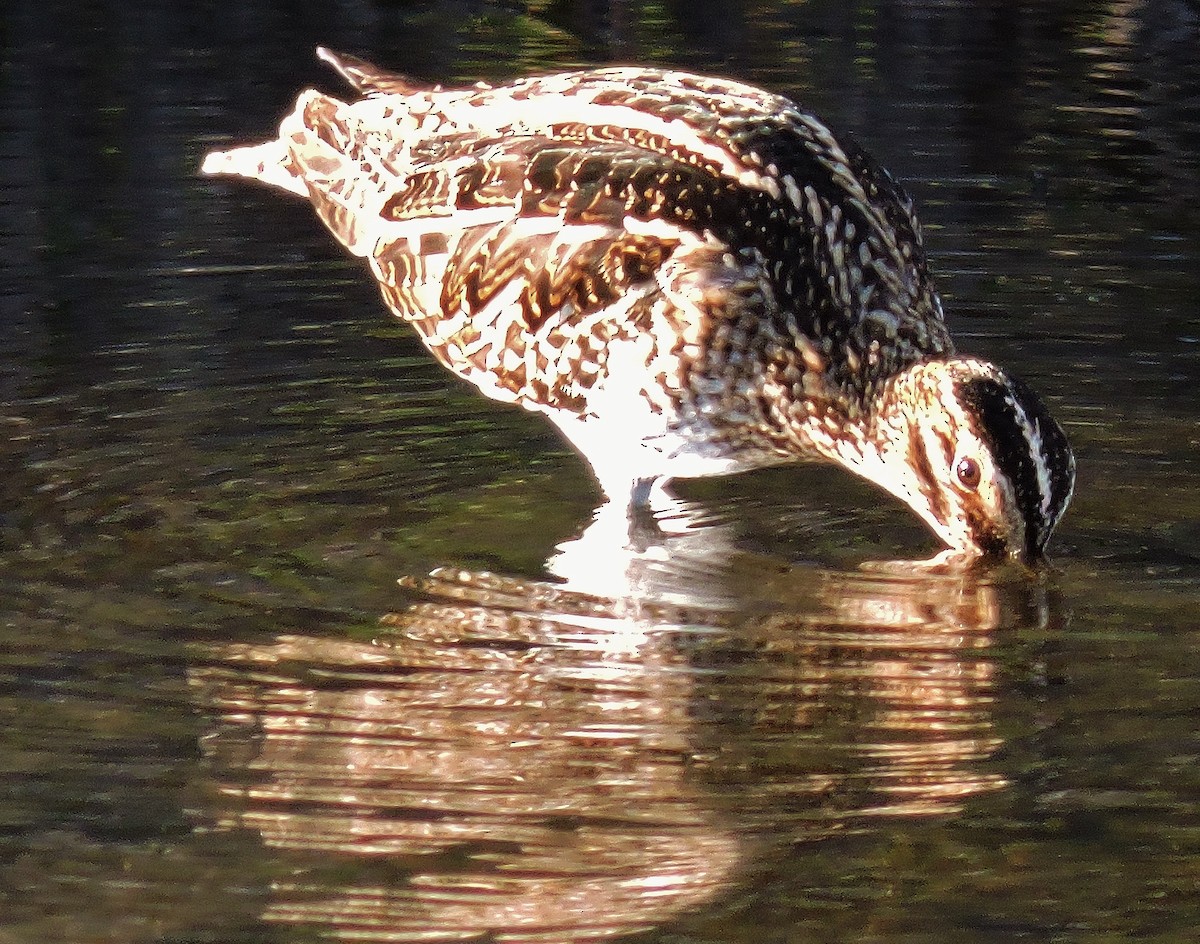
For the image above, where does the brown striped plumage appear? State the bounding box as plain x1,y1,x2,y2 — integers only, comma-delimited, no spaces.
202,49,1075,562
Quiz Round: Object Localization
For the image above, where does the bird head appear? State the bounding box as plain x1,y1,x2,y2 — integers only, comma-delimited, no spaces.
854,357,1075,563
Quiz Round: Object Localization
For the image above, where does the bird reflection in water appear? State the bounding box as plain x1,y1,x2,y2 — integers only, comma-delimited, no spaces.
190,498,1058,942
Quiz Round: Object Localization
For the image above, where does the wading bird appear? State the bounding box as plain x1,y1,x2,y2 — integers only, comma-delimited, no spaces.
202,48,1075,564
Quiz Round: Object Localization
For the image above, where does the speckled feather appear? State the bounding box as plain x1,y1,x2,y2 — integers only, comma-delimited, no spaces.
208,55,950,462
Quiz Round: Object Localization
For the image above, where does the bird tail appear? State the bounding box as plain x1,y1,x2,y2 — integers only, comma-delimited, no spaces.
199,46,416,200
200,139,308,197
201,85,390,257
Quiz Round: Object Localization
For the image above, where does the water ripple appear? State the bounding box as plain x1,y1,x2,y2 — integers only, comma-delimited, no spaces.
190,511,1050,941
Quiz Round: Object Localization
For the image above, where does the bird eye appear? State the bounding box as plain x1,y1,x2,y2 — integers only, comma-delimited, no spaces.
956,457,982,490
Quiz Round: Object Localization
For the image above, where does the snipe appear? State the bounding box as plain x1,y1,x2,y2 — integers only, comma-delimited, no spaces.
202,48,1075,563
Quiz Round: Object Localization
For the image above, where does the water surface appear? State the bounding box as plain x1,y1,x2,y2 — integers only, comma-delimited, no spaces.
1,1,1199,942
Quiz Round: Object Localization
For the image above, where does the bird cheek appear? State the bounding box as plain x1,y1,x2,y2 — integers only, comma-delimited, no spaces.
959,480,1019,559
985,478,1029,555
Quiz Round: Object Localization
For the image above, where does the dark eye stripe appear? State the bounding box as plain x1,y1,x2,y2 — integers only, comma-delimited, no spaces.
959,377,1049,556
907,426,949,527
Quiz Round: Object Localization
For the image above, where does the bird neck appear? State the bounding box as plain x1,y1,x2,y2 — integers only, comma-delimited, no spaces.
785,363,930,467
814,361,959,547
866,359,932,428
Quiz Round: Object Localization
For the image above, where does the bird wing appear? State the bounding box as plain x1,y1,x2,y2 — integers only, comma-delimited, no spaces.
210,59,953,415
319,128,737,417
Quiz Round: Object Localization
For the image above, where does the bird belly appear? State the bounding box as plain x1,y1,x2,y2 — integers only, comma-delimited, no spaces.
545,407,762,500
539,331,782,498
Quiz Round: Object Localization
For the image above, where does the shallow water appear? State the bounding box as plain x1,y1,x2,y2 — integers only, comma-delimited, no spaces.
2,1,1199,942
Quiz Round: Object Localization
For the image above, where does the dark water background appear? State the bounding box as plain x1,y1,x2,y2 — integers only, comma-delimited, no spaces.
2,1,1199,941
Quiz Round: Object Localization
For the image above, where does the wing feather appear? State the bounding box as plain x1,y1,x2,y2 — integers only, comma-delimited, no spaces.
363,139,699,414
206,55,953,418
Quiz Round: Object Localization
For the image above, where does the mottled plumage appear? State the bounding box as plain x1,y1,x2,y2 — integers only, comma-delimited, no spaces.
202,49,1075,562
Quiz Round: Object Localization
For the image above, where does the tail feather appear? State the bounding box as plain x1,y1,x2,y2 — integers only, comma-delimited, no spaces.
201,46,420,200
202,88,385,256
200,140,308,197
282,90,382,255
316,46,421,96
202,48,428,256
